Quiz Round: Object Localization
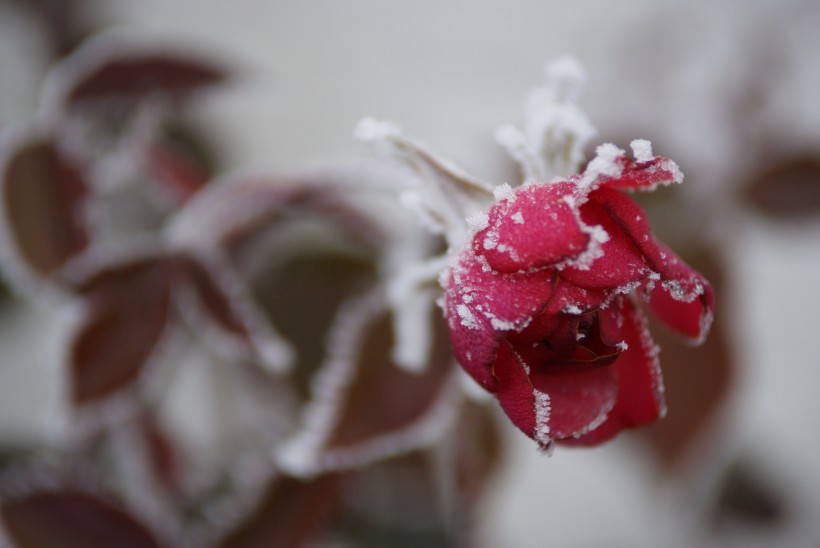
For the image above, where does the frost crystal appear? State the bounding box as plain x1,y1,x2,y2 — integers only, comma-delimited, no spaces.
533,389,552,448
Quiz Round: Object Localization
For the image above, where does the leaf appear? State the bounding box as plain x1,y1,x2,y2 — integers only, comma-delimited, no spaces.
742,154,820,220
70,257,174,406
0,488,165,548
216,474,341,548
0,137,89,281
173,253,294,373
640,247,733,469
59,50,228,110
277,291,458,476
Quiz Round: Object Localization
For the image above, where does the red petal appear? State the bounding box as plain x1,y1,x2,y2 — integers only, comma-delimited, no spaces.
565,298,664,446
559,188,650,288
599,154,683,192
474,181,589,273
640,242,715,343
491,341,537,439
527,357,618,440
444,251,555,390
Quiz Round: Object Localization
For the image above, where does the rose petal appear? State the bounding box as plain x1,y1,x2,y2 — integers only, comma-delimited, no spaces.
444,251,555,390
651,242,714,341
599,154,683,192
475,181,589,273
491,341,537,439
559,188,650,288
564,298,664,446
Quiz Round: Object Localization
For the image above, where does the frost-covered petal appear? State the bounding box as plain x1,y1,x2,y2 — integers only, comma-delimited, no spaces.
564,298,664,446
444,251,555,390
640,242,715,343
559,190,650,288
491,341,537,439
584,143,683,190
474,180,589,273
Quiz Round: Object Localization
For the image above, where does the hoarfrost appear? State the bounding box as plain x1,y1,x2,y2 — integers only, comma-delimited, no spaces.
511,211,525,225
579,143,625,192
456,303,479,330
630,139,654,163
533,389,552,449
492,183,515,201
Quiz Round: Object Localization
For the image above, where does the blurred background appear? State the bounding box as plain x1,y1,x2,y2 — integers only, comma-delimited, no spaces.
1,0,819,546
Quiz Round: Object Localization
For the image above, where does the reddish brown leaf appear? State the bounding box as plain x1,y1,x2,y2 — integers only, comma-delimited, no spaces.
1,138,89,279
743,154,820,220
217,474,341,548
174,254,251,340
324,307,454,451
251,252,377,397
0,489,164,548
62,52,227,109
641,247,733,469
142,144,209,205
70,257,174,405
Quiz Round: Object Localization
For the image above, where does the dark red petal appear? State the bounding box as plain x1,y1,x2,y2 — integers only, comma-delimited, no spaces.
1,137,89,279
559,188,649,288
491,341,537,439
1,489,165,548
564,298,664,446
640,242,715,343
444,251,555,391
142,144,209,204
527,356,618,440
474,181,589,273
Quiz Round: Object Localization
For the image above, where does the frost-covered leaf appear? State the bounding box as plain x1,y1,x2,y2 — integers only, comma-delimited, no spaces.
743,154,820,220
173,253,294,374
70,257,174,406
277,291,458,476
53,47,228,111
0,136,89,282
0,487,165,548
215,474,341,548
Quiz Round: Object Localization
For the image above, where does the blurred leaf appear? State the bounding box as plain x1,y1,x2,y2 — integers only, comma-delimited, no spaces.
0,488,165,548
217,474,341,548
70,257,173,405
641,247,733,469
254,251,376,397
742,154,820,220
1,138,89,279
61,52,228,110
323,306,453,451
710,459,786,531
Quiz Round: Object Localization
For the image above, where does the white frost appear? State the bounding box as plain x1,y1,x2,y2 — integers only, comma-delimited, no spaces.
533,389,552,449
630,139,654,163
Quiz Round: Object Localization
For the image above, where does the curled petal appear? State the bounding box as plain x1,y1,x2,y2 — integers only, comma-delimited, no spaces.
559,191,650,288
491,341,537,441
474,181,589,273
444,251,555,390
641,242,715,344
565,298,664,446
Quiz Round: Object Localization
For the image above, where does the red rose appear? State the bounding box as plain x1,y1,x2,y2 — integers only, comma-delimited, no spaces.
443,143,714,449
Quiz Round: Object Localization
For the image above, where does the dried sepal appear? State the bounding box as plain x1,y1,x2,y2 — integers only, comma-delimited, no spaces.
0,132,89,291
355,117,494,246
277,290,460,477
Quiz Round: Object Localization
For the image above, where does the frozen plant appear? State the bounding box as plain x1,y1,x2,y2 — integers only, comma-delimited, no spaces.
358,58,714,451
